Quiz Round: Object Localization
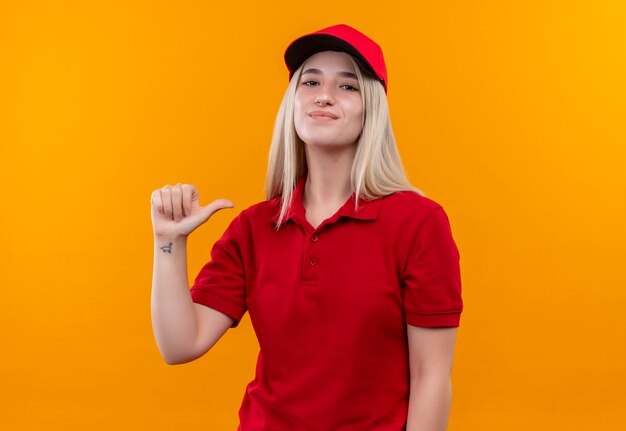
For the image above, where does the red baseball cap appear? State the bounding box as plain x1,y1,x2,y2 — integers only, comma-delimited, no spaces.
284,24,388,92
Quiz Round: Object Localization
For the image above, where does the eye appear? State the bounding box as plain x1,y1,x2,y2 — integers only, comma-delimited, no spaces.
341,84,359,92
302,80,319,86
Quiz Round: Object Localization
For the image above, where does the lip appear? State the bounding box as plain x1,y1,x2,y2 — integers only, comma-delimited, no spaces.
308,110,339,119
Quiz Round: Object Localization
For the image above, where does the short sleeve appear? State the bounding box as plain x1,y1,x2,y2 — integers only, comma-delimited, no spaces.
402,206,463,327
190,214,247,328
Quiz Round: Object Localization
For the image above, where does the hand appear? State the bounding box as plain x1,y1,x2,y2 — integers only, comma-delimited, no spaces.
150,183,234,239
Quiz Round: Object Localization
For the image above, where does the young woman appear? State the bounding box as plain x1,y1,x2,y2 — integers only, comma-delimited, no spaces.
151,24,463,431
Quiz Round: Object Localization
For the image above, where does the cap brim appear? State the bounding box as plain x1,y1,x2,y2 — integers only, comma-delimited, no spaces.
284,34,377,81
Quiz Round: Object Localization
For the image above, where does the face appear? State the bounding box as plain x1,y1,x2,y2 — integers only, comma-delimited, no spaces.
293,51,364,150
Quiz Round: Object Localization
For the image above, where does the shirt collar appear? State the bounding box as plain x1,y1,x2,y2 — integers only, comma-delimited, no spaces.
271,176,382,225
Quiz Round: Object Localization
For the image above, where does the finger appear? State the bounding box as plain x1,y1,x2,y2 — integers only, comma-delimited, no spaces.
204,198,235,218
190,184,200,206
151,190,164,214
160,186,173,219
171,184,183,221
181,184,194,216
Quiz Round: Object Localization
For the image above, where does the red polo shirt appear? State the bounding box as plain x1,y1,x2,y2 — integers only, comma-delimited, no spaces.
190,176,463,430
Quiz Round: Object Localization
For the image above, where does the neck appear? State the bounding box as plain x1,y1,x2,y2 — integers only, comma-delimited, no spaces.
302,144,356,208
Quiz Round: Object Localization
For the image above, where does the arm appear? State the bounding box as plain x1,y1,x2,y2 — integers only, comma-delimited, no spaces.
150,183,237,365
151,235,234,365
406,325,458,431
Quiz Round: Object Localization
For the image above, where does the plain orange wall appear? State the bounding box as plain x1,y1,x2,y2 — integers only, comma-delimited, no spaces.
1,1,625,430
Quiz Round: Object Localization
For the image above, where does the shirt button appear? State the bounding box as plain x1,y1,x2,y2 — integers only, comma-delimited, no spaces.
309,257,317,266
311,234,319,242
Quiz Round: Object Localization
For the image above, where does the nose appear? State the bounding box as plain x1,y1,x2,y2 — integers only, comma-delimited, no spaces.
314,87,334,105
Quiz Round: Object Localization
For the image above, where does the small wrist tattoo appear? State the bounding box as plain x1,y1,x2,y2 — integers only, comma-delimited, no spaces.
160,242,173,254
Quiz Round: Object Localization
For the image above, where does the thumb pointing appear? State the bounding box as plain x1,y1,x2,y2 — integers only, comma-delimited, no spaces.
200,198,235,220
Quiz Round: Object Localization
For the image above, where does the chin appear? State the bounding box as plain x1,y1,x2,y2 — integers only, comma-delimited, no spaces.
303,139,357,150
299,131,359,148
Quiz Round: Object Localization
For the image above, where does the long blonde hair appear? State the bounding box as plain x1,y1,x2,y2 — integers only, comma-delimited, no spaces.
265,55,424,229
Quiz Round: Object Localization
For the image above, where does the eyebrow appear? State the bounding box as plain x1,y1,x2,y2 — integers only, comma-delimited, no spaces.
301,68,358,80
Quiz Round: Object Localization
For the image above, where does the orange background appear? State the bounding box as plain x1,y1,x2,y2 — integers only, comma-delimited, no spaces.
1,1,625,430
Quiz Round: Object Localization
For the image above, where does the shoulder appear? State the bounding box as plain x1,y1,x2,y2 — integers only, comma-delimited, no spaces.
378,190,444,229
378,191,459,260
216,198,277,241
232,196,281,226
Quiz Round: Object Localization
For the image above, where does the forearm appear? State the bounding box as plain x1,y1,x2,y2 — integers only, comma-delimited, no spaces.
151,235,198,364
406,375,452,431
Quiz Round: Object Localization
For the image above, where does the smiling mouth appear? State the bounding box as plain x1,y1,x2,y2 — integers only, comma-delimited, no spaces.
309,110,339,120
310,114,337,121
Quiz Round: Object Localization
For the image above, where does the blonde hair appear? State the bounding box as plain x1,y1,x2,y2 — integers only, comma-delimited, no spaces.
265,55,424,229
